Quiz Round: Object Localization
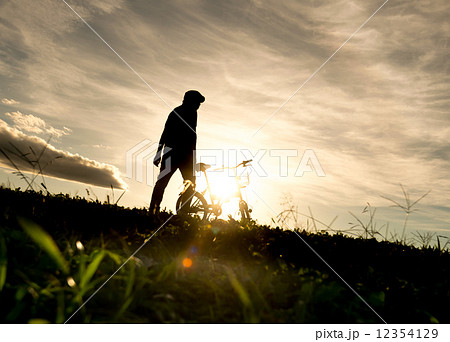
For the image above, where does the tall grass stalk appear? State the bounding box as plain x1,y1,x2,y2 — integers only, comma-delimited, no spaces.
381,184,431,244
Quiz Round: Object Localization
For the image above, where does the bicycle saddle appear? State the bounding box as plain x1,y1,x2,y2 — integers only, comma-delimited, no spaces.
195,162,211,172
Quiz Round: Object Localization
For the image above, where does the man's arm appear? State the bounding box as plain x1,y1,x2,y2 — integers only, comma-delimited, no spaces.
153,128,167,167
153,112,173,167
153,143,164,167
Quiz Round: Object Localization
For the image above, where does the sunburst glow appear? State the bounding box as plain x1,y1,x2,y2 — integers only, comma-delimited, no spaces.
193,166,252,219
208,172,240,201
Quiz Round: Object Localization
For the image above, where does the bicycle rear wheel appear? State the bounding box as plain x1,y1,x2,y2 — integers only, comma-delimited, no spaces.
176,191,209,221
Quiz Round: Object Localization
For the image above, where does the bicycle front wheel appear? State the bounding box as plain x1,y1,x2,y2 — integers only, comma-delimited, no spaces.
239,200,251,221
176,191,209,221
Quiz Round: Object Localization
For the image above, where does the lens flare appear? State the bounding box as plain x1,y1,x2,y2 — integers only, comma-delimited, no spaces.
182,257,193,268
67,276,76,287
76,241,84,251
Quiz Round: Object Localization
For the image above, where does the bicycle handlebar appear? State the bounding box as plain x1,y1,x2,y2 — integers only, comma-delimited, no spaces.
235,159,252,168
241,159,252,167
212,159,252,172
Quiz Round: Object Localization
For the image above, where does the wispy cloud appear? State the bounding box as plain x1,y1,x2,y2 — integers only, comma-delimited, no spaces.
93,144,111,150
2,98,20,105
0,120,126,189
5,111,72,138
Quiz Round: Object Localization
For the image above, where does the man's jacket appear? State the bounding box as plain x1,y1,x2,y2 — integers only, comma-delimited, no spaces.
159,104,197,156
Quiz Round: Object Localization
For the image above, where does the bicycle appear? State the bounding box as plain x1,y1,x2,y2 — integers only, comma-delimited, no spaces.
176,159,253,221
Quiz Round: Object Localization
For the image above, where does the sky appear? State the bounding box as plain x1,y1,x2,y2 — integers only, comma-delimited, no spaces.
0,0,449,242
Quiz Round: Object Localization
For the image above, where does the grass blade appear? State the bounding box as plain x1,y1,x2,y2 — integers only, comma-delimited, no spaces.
18,218,69,274
79,250,105,290
0,231,7,291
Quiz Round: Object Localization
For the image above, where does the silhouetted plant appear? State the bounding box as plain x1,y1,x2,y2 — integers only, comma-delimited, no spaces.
0,138,60,194
381,184,431,244
348,203,388,240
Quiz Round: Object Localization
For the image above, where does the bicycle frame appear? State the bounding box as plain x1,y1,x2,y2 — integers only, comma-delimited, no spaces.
179,160,252,219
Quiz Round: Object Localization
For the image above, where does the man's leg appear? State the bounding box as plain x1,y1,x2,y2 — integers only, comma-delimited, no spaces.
149,156,176,214
179,151,196,205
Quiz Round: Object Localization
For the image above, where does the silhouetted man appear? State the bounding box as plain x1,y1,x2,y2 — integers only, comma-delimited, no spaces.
149,90,205,214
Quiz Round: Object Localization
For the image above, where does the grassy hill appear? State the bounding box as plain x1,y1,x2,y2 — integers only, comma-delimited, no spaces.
0,187,448,323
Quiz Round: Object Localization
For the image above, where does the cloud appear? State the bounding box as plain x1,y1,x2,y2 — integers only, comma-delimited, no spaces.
5,111,72,138
2,98,20,105
0,120,126,189
93,144,111,150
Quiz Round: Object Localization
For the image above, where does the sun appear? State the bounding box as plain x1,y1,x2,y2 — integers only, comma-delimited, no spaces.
208,171,240,200
195,168,250,219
